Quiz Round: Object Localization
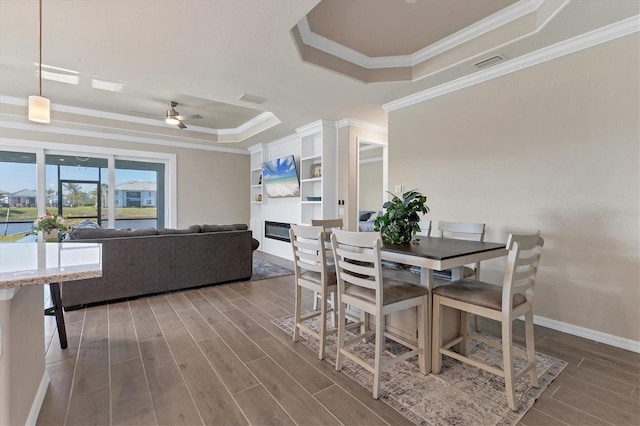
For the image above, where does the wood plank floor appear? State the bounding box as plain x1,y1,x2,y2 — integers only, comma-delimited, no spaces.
38,252,639,426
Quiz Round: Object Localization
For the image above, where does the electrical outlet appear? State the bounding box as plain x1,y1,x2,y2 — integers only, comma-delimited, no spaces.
394,185,403,193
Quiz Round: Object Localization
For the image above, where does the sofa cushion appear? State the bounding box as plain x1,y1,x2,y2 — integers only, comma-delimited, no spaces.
68,227,158,240
157,225,201,235
201,224,248,233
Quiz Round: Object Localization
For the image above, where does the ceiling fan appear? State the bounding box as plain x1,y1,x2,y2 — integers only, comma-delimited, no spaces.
164,101,202,129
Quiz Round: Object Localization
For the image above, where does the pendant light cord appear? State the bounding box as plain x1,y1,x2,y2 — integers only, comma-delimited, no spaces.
38,0,43,96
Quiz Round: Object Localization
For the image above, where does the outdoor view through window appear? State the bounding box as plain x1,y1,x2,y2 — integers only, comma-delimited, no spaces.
0,151,163,242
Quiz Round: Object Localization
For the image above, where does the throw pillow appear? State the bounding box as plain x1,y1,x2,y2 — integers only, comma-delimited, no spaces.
367,212,378,222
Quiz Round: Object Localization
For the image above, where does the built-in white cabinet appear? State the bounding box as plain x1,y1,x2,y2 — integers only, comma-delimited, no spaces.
248,120,337,258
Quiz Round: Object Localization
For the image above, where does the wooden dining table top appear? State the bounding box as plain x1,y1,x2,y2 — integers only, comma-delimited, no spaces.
381,236,506,261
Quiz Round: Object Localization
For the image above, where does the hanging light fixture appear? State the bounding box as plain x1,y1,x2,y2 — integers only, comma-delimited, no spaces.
28,0,50,123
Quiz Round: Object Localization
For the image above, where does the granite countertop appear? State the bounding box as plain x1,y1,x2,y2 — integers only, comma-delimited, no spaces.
0,242,102,289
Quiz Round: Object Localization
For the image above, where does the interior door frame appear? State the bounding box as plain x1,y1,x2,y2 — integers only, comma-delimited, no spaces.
355,137,388,231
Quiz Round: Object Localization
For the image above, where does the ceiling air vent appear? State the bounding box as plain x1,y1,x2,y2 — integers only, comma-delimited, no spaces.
239,94,266,104
473,55,506,70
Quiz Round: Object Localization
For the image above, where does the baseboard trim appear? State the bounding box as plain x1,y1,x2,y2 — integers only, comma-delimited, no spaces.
25,370,50,426
533,315,640,353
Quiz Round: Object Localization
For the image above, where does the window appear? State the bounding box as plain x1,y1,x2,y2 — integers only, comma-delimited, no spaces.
0,144,175,239
0,151,37,241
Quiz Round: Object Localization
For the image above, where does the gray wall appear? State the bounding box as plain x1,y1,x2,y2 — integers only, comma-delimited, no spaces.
387,34,639,342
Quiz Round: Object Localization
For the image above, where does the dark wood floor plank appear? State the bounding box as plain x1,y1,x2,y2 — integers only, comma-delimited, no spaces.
254,335,334,394
190,298,228,325
200,287,237,312
176,308,220,342
157,319,202,365
36,358,75,426
107,301,132,324
246,356,341,425
531,396,609,425
552,372,639,415
552,386,639,425
223,308,272,341
519,407,568,426
45,321,82,364
210,320,266,363
110,358,156,425
544,336,640,374
181,289,205,302
562,364,636,398
178,356,248,425
315,384,389,426
127,297,151,311
233,385,296,426
139,338,187,397
166,292,193,312
65,386,110,426
198,337,259,394
579,358,640,387
232,288,291,318
214,284,245,301
131,308,163,343
109,319,140,365
148,295,179,323
151,385,203,426
72,337,109,395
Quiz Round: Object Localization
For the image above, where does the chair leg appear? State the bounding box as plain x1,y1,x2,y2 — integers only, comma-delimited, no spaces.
502,320,517,411
417,297,428,374
293,283,302,343
459,311,469,356
431,295,443,374
318,289,327,360
525,310,539,388
330,291,337,328
372,313,385,399
335,300,346,371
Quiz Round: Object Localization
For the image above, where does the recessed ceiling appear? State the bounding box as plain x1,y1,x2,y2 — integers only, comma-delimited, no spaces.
0,0,637,150
306,0,516,57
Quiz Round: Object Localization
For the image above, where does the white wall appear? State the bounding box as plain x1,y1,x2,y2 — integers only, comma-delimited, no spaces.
387,34,639,344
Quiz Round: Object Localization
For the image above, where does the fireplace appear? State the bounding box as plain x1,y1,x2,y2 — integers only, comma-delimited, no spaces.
264,221,292,242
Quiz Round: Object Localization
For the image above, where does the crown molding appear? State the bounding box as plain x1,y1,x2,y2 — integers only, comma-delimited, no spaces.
296,0,543,69
336,118,388,134
0,119,249,154
0,95,279,142
383,16,640,112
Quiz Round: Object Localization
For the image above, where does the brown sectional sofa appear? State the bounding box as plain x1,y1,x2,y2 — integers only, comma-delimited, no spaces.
61,224,258,309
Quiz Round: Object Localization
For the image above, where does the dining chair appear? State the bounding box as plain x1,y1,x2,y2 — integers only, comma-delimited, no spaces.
289,225,338,359
330,229,429,399
310,218,343,310
431,231,544,411
435,221,485,280
416,220,432,236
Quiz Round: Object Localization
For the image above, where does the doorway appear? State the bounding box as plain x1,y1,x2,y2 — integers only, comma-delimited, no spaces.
356,138,387,231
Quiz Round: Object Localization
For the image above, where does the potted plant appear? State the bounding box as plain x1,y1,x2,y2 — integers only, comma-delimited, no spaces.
374,190,429,244
32,213,69,242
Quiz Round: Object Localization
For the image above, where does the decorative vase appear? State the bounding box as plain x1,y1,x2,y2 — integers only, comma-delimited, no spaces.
41,229,59,242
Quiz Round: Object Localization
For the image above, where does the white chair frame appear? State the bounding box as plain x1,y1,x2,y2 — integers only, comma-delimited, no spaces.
331,230,429,399
432,231,544,411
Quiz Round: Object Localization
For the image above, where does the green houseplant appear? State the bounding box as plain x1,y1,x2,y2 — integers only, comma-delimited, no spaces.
374,190,429,244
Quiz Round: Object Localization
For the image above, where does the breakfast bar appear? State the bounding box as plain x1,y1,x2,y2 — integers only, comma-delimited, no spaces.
0,242,101,426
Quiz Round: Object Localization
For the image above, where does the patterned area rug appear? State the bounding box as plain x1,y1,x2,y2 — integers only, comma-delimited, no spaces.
251,257,294,281
272,313,567,426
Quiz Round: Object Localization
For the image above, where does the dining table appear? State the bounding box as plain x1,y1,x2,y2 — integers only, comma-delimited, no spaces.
379,236,507,373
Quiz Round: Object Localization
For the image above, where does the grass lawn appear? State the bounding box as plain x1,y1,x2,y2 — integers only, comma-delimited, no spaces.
1,206,157,221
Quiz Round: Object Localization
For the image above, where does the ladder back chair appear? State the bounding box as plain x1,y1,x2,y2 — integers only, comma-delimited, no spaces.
431,231,544,411
330,229,429,399
436,221,486,280
310,218,343,310
289,225,338,360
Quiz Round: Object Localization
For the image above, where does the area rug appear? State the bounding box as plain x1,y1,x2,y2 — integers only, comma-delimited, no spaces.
272,313,567,426
251,257,294,281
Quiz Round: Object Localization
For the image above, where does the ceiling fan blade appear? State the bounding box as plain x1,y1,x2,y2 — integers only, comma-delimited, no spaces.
175,114,202,121
176,121,187,129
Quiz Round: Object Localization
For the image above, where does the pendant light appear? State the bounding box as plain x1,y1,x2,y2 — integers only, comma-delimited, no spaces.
28,0,50,123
